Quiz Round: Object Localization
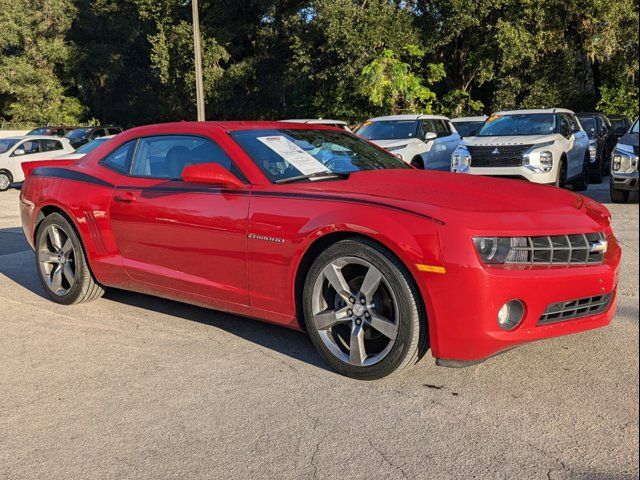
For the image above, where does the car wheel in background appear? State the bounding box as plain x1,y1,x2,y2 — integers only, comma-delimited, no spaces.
572,154,590,192
0,171,12,191
303,238,425,380
589,155,605,184
35,213,105,305
555,158,568,188
610,182,630,203
410,156,424,169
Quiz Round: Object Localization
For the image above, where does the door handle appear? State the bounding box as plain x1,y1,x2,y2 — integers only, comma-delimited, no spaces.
114,192,136,203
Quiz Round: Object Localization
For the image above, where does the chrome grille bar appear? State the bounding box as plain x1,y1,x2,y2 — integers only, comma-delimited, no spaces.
506,233,606,265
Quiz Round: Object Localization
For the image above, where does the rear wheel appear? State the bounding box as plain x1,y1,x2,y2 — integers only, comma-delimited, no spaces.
610,183,630,203
0,171,12,191
571,154,590,191
35,213,105,305
303,238,425,380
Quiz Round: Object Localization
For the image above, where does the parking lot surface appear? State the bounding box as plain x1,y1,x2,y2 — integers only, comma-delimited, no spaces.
1,182,638,480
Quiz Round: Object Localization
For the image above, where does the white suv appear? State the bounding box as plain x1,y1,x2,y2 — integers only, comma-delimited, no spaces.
356,114,461,170
451,109,590,190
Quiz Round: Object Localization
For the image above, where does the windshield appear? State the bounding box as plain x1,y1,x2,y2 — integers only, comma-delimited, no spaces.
230,129,410,183
452,121,484,137
356,120,419,140
630,120,639,134
578,117,597,139
0,139,19,154
28,128,49,135
610,118,627,132
75,137,109,154
64,128,91,139
477,114,557,136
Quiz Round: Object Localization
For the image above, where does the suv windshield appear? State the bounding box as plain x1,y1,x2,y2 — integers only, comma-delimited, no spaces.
453,121,484,137
231,129,410,183
75,137,110,154
65,128,91,139
578,117,597,138
477,114,557,136
356,120,419,140
631,120,639,134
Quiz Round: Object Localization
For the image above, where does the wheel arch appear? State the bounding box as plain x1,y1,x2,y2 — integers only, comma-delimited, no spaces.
293,230,430,355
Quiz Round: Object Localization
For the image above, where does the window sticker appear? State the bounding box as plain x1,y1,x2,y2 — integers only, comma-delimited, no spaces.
257,136,331,176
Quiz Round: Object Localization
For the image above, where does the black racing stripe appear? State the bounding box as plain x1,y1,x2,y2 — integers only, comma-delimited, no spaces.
32,167,115,188
251,191,445,224
114,185,250,195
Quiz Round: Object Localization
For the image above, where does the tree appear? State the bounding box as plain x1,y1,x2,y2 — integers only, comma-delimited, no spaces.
0,0,84,124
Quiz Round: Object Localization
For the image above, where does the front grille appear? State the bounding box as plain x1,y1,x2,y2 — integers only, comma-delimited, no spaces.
538,292,614,325
506,233,607,265
468,144,533,168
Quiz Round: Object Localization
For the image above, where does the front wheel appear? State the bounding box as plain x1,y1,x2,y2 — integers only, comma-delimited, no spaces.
555,159,568,188
35,213,105,305
303,238,425,380
610,183,630,203
571,155,590,192
0,171,12,191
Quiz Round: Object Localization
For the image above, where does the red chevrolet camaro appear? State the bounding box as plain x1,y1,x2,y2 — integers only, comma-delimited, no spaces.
19,121,621,379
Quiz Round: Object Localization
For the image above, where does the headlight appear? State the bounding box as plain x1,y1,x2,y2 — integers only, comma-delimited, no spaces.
451,145,471,172
473,237,529,264
386,144,408,152
523,142,555,173
612,144,638,174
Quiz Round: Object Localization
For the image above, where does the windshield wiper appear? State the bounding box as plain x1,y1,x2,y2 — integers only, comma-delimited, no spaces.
275,171,350,184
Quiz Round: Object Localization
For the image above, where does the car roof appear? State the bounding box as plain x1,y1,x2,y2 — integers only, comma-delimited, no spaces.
8,135,70,141
493,108,575,115
119,121,348,137
452,116,487,122
367,114,451,122
282,119,348,126
607,114,629,120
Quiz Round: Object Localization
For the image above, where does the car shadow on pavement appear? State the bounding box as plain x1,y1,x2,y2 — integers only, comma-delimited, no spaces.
0,226,330,372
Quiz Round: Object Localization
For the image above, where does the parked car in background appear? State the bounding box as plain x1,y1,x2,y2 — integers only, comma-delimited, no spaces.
0,136,75,191
451,116,487,138
53,135,115,160
576,112,617,183
608,115,631,139
64,126,123,149
610,118,639,203
282,119,352,132
19,121,621,380
27,126,79,137
451,109,590,190
356,114,460,170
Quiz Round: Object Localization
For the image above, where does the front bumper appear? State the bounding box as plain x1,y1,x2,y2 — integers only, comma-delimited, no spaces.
611,171,639,191
421,229,621,363
456,165,556,184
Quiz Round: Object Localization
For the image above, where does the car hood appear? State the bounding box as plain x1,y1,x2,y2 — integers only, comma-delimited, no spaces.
463,134,561,146
618,133,639,149
289,169,583,214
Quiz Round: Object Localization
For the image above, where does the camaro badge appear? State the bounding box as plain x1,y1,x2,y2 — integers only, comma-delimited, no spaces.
589,239,608,254
248,233,285,244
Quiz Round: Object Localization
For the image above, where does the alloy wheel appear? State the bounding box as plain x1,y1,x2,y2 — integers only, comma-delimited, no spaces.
38,225,77,296
0,173,10,191
311,256,399,367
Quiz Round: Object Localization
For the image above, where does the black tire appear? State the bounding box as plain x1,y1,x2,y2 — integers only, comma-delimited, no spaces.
610,183,630,203
303,238,425,380
589,156,604,184
0,170,12,192
35,213,105,305
555,158,568,188
410,156,424,169
572,155,590,191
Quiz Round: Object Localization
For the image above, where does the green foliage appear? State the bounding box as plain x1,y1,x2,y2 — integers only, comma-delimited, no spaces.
0,0,638,125
360,47,444,114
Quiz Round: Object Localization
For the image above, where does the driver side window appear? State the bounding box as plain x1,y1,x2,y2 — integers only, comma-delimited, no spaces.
559,114,572,138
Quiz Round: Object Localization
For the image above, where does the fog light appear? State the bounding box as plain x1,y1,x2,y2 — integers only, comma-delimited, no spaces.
497,300,525,331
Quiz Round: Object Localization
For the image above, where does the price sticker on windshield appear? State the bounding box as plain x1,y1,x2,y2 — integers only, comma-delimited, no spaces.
258,136,331,177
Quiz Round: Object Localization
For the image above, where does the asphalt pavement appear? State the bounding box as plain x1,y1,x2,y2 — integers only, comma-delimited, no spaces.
0,181,638,480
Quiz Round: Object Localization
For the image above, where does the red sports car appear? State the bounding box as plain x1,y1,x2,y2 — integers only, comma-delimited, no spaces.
20,121,621,379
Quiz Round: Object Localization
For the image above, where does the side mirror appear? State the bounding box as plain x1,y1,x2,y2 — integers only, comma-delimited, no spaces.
181,162,244,189
12,149,25,157
423,132,437,142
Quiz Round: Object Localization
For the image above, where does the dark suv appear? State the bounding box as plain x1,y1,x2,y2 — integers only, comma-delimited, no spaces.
576,113,617,183
64,126,123,149
27,126,79,137
608,115,632,139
